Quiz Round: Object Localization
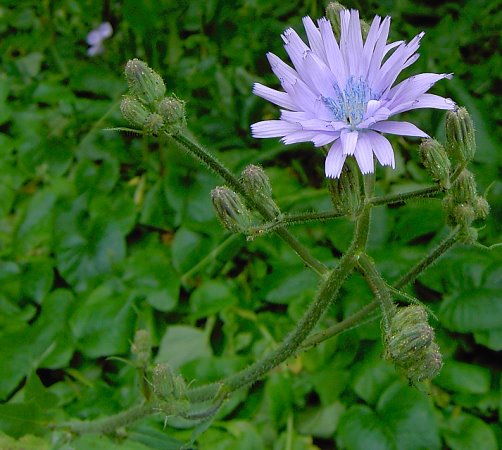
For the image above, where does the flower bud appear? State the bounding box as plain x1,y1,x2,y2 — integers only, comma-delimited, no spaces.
450,170,477,205
157,96,186,132
241,165,280,216
144,113,165,136
131,329,151,368
446,107,476,163
419,139,451,189
120,95,150,128
125,59,166,106
326,3,370,39
327,160,361,217
452,203,475,228
473,196,490,219
211,186,253,233
151,363,187,402
384,306,442,383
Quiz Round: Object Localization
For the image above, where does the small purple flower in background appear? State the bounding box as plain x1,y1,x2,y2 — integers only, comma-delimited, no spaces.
87,22,113,57
251,10,455,178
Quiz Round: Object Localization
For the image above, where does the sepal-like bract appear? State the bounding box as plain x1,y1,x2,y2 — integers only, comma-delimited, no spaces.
446,107,476,163
419,139,451,189
125,58,166,106
211,187,253,233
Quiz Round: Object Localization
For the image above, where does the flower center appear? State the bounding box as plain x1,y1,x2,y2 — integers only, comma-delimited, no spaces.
323,77,372,128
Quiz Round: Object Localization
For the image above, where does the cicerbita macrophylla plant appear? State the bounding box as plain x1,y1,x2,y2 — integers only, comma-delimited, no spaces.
250,9,455,178
60,2,496,442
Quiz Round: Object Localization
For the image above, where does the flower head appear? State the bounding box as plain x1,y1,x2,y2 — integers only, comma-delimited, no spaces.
87,22,113,57
251,10,455,178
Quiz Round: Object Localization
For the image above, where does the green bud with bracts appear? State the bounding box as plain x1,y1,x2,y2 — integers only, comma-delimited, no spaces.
241,165,281,216
125,58,166,106
211,186,253,233
446,106,476,164
419,138,451,189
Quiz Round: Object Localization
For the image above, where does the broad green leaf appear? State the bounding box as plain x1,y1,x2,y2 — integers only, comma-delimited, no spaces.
70,283,136,358
190,280,236,319
0,432,49,450
337,405,395,450
377,382,440,450
156,325,212,369
264,372,294,428
20,257,54,304
171,227,212,274
439,288,502,332
443,412,498,450
124,243,179,312
139,179,176,230
71,435,153,450
0,403,45,439
297,402,345,438
0,289,74,400
474,328,502,351
435,360,491,394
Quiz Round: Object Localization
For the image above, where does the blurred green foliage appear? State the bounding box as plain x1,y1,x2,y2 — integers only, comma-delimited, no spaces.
0,0,500,449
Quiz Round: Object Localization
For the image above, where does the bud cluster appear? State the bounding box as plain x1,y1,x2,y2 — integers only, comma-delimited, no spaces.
384,305,443,384
151,363,188,406
442,169,489,240
120,59,186,135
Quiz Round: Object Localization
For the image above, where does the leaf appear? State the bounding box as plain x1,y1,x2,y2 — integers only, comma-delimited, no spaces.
0,403,45,439
264,372,294,428
0,432,49,450
337,405,396,450
297,402,345,438
473,328,502,351
435,361,491,394
377,382,441,450
439,288,502,332
0,289,74,400
156,325,212,369
171,227,212,274
70,283,136,358
71,435,153,450
443,412,498,450
124,244,179,312
190,280,236,319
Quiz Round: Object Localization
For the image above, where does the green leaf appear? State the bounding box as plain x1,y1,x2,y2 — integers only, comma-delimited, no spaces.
0,403,45,439
124,244,179,312
297,402,345,438
443,412,498,450
171,227,212,274
337,405,395,450
20,257,54,304
474,328,502,351
70,283,136,358
139,179,176,230
0,289,74,400
264,372,294,428
71,435,153,450
377,382,441,450
190,280,236,319
439,288,502,332
0,432,49,450
156,325,212,369
435,360,491,394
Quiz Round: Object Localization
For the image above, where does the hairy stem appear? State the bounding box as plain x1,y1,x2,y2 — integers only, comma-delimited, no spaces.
188,202,372,403
370,185,441,207
58,403,156,435
396,226,460,288
171,132,328,275
248,210,345,238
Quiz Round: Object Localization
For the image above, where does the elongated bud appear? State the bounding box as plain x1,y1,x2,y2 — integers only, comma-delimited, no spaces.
151,363,187,402
326,3,370,39
157,96,186,132
419,139,451,189
121,95,150,128
125,59,166,106
446,107,476,163
131,329,151,368
384,306,442,383
241,165,280,216
450,170,477,205
327,159,362,217
211,187,253,233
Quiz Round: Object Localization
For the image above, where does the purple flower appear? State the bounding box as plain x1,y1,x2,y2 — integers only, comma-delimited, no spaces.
87,22,113,57
251,10,455,178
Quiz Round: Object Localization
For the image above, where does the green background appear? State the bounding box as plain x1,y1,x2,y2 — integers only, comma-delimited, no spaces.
0,0,501,448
